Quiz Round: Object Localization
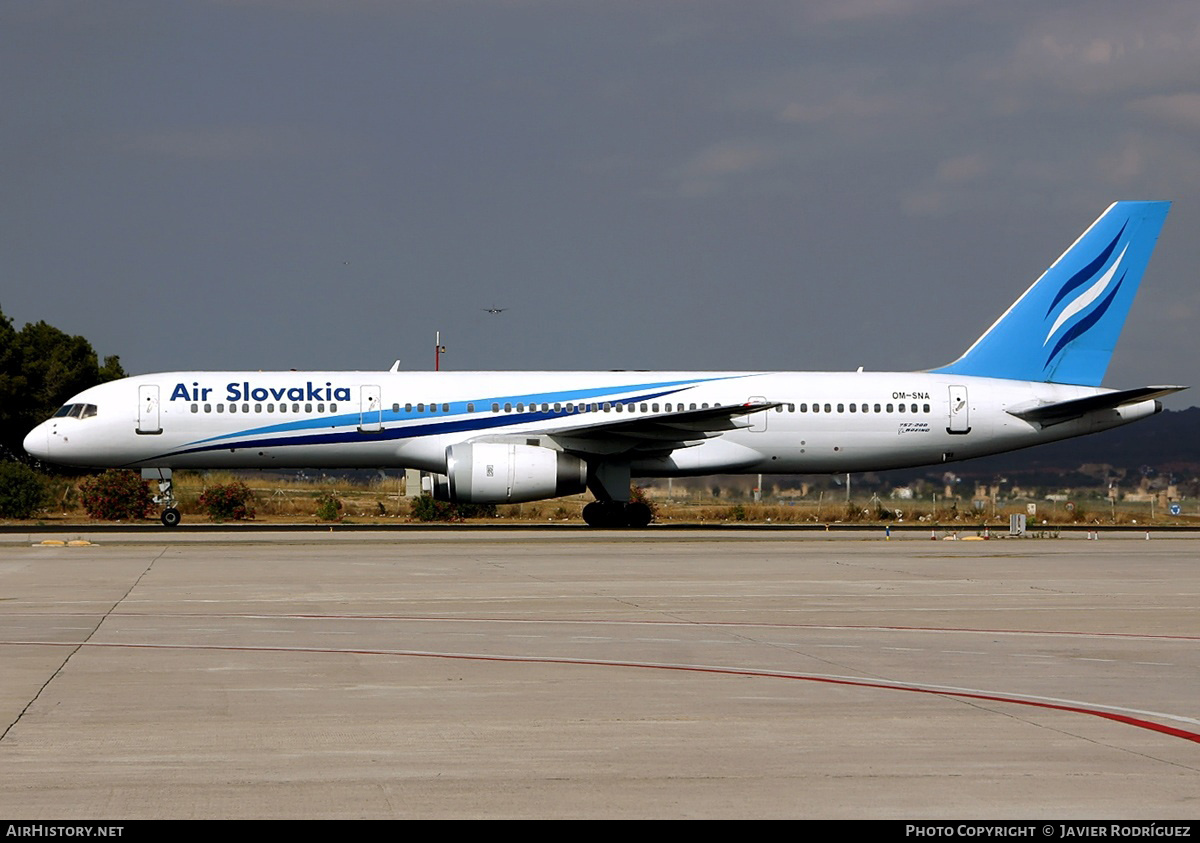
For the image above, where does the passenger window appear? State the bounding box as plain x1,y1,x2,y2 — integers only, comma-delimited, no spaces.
800,403,808,412
849,404,856,413
516,403,524,412
305,403,312,413
886,403,893,413
824,403,831,413
442,403,449,412
504,403,512,412
255,403,262,413
923,403,930,413
837,404,844,413
874,404,881,413
204,403,212,413
267,404,274,413
292,404,300,413
392,404,399,413
491,403,499,413
467,403,475,413
217,404,225,413
317,404,324,413
191,404,198,414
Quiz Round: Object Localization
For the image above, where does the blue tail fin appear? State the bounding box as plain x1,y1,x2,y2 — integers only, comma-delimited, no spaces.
931,201,1170,386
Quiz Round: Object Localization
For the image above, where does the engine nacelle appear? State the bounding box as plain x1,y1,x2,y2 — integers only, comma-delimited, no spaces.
430,443,587,504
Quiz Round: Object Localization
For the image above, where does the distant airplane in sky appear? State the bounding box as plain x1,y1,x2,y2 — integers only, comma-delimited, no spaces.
483,307,507,314
25,202,1181,528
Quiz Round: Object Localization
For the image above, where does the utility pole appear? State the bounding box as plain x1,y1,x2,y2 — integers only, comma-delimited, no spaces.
435,331,446,371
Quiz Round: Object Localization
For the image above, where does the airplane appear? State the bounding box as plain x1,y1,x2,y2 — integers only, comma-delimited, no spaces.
24,201,1184,528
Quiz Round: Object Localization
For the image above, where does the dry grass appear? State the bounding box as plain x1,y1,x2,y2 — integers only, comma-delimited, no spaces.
15,470,1197,527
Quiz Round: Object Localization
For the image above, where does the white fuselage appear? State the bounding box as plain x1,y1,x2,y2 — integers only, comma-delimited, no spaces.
24,369,1159,477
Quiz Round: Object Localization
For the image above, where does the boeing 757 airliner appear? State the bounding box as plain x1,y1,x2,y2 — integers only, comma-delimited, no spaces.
24,201,1184,527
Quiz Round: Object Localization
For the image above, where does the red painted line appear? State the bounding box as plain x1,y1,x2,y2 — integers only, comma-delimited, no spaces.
6,638,1200,744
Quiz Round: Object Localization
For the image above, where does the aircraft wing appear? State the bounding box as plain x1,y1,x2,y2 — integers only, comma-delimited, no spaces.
539,401,781,457
1007,386,1186,427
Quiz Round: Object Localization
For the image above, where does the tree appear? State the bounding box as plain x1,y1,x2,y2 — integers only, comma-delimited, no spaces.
0,305,125,461
0,461,47,518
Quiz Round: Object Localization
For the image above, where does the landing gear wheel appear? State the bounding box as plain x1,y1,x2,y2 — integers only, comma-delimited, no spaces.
582,501,652,528
624,501,653,528
582,500,626,528
161,507,182,528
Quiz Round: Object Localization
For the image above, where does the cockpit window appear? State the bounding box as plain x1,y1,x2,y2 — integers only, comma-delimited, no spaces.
52,403,97,419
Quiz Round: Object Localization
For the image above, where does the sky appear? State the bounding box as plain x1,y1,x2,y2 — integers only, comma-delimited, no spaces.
3,1,1199,407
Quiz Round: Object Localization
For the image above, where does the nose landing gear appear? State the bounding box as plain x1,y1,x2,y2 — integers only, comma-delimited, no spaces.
143,468,182,528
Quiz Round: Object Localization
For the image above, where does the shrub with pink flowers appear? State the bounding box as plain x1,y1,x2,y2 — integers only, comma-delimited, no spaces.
198,481,256,521
79,470,155,521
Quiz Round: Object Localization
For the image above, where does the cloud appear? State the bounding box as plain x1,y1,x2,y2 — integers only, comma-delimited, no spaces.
1006,4,1200,98
668,139,781,197
1130,92,1200,132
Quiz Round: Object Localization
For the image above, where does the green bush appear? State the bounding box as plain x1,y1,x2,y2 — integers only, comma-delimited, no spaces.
0,461,47,518
410,495,496,522
315,493,342,521
198,481,256,521
79,470,155,521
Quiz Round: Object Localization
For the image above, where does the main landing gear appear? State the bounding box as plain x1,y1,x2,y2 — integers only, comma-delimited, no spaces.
581,459,653,528
582,500,653,529
143,468,181,528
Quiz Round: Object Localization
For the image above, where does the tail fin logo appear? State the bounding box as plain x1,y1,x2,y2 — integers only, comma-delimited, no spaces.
930,201,1168,386
1041,226,1128,373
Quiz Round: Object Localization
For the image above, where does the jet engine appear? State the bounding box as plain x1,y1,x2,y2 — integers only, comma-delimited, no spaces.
430,442,587,504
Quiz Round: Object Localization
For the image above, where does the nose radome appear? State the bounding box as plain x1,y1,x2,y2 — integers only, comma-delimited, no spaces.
23,425,49,461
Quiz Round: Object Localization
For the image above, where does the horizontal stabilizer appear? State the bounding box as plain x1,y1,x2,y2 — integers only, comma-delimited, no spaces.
1007,386,1185,427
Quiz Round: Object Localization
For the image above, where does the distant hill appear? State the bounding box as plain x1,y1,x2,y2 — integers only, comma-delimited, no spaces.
947,407,1200,480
